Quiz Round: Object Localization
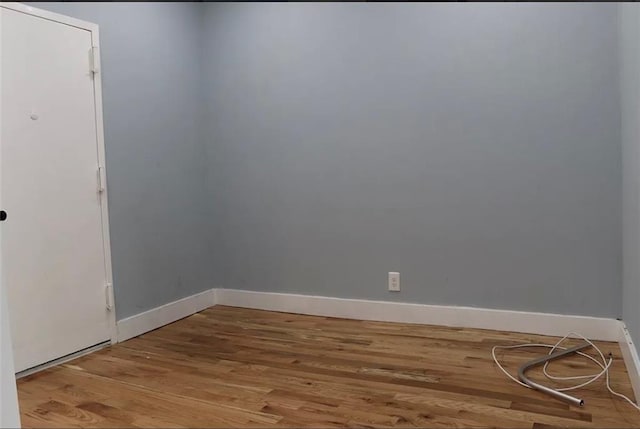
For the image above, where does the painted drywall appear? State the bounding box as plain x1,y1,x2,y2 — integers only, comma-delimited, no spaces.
621,4,640,344
18,3,624,323
203,3,622,317
30,2,211,319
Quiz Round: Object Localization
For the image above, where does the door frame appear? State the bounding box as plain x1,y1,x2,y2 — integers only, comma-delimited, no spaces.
1,2,117,343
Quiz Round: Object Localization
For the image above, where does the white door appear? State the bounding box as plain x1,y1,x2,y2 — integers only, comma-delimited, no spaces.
1,7,111,372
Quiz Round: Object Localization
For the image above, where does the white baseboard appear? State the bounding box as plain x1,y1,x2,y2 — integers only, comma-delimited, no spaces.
619,323,640,401
215,289,623,342
116,289,215,342
112,287,639,390
114,286,625,343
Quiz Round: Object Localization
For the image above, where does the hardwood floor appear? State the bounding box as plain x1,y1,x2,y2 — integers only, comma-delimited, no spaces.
17,306,640,428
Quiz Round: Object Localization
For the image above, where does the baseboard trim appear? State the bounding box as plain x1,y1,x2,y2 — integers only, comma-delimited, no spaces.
112,287,638,388
215,289,623,342
619,323,640,401
116,289,216,342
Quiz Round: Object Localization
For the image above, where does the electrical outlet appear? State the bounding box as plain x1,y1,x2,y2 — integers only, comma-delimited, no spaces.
388,272,400,292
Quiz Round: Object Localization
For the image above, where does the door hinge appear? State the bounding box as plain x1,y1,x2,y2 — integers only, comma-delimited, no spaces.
105,283,114,311
89,46,100,75
97,166,105,193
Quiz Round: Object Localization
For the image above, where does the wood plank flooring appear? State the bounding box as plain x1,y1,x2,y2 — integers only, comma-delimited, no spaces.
16,306,640,428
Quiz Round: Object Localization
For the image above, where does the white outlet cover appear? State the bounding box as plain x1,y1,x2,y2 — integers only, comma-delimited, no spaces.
388,272,400,292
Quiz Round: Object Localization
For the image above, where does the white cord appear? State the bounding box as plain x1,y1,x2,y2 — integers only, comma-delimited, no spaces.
491,332,640,411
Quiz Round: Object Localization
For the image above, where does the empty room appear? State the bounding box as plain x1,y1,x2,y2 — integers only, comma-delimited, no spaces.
2,1,640,428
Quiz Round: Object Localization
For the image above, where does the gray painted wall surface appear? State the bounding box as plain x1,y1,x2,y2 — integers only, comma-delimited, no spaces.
26,3,624,321
203,3,622,317
31,2,211,319
621,4,640,343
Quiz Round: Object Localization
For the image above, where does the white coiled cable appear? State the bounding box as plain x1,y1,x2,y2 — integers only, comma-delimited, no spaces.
491,332,640,411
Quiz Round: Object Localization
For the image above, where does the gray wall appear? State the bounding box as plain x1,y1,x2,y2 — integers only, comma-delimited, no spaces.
203,3,622,317
27,3,625,321
621,4,640,343
31,2,211,320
